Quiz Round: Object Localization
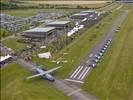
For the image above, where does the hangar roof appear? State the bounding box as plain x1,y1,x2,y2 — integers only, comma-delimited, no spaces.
72,13,88,16
80,10,95,13
25,27,55,33
47,21,70,25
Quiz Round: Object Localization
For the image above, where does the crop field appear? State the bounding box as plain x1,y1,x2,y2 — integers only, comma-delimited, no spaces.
0,63,70,100
19,0,111,8
22,0,109,5
82,5,133,100
32,5,123,78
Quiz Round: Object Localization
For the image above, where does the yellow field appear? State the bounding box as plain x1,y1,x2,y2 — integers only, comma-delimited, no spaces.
23,1,110,5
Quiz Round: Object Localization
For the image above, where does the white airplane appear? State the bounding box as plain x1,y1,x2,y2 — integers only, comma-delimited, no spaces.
26,66,62,82
51,60,68,64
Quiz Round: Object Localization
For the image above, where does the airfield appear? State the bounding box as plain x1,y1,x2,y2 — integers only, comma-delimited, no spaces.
0,1,133,100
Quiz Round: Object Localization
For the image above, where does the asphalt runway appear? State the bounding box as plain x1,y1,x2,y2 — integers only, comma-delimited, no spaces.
65,10,129,85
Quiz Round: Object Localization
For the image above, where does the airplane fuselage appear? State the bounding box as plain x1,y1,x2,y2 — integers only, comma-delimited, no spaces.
36,68,55,82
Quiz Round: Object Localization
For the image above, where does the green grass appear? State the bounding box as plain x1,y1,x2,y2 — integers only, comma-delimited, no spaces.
32,6,123,78
82,5,133,100
1,9,79,17
2,38,28,52
0,63,70,100
0,28,12,39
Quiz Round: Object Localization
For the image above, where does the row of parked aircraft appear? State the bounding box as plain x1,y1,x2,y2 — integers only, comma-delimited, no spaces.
88,38,112,67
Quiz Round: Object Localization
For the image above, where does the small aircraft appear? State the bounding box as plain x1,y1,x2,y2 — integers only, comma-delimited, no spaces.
51,60,68,64
26,65,62,82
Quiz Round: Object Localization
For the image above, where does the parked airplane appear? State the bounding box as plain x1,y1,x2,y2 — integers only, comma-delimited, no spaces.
26,66,62,82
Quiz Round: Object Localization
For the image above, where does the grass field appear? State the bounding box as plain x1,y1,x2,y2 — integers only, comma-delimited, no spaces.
32,5,122,78
0,28,12,39
1,9,79,17
0,63,70,100
82,5,133,100
2,38,28,52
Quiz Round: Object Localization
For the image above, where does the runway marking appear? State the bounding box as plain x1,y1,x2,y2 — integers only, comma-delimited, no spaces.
81,67,91,80
70,66,81,78
65,79,84,84
78,67,88,80
73,66,84,79
67,89,81,96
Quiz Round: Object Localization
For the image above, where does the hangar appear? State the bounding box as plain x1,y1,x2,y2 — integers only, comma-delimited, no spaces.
21,27,56,42
80,10,96,15
70,13,89,20
46,21,71,31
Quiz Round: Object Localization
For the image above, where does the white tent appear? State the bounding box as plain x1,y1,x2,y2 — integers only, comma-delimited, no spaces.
38,52,51,59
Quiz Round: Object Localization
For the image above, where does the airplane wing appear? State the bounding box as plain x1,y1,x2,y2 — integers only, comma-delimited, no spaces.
26,66,62,80
26,73,46,80
44,66,62,74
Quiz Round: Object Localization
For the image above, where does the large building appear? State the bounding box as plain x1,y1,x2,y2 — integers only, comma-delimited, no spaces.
70,13,89,20
80,10,96,15
21,27,56,42
45,21,71,31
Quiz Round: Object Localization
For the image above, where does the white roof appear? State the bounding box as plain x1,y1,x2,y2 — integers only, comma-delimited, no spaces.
0,55,12,62
38,52,51,59
25,27,55,33
81,10,95,13
73,13,88,16
47,21,70,25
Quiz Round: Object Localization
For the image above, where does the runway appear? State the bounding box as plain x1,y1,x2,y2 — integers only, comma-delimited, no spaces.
66,10,129,84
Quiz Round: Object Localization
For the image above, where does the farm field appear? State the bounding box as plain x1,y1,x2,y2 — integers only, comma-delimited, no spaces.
19,0,110,8
0,63,70,100
82,5,133,100
22,1,110,5
32,5,123,78
1,9,78,17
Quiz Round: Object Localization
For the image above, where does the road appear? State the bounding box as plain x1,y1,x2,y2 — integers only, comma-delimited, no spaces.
65,10,129,85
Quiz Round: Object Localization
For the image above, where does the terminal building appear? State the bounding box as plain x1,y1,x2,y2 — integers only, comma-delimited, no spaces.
21,27,57,42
